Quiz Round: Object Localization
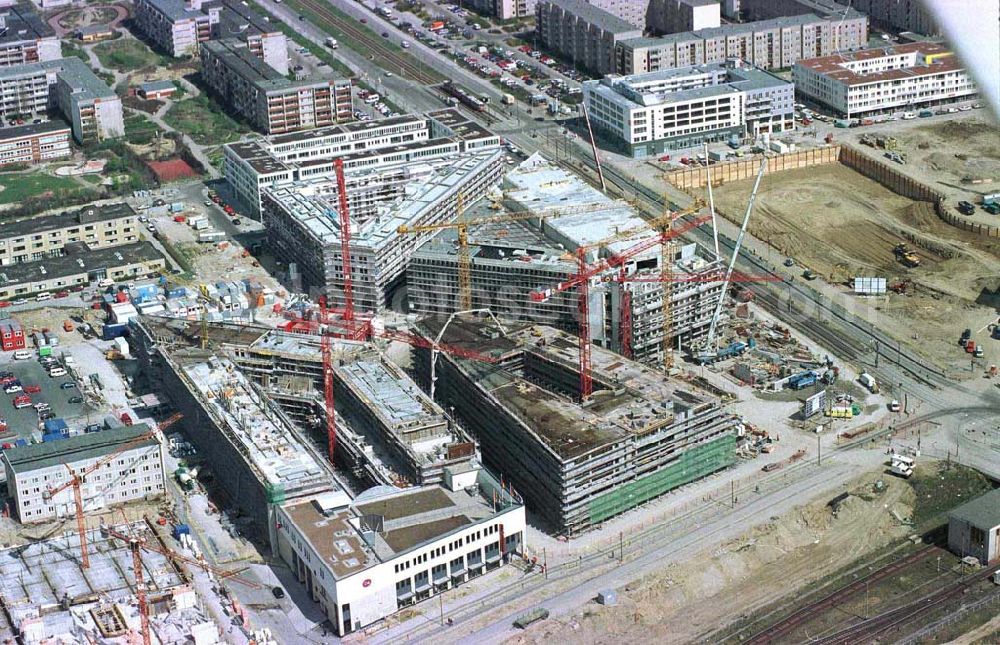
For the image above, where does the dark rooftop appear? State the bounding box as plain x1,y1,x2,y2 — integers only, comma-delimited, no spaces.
356,487,455,521
949,488,1000,529
382,515,471,552
0,202,136,242
4,425,154,474
0,2,56,45
0,119,71,141
0,241,165,289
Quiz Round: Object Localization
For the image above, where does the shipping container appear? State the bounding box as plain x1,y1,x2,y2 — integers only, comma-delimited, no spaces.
102,323,129,341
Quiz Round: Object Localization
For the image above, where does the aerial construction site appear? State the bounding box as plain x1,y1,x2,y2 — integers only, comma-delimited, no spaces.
0,7,995,642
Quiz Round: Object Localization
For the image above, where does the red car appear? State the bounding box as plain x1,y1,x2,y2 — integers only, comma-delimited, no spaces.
54,291,69,299
12,395,31,408
0,301,10,308
120,412,133,426
23,385,41,394
0,376,17,386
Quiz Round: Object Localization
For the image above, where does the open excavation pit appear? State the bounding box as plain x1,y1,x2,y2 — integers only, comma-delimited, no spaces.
708,158,1000,370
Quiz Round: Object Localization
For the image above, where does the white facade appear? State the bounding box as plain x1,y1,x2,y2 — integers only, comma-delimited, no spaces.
584,60,794,156
3,428,166,524
793,45,977,117
274,473,526,636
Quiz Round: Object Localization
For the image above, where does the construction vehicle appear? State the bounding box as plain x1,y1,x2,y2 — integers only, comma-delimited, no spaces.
104,350,124,360
62,320,74,332
884,151,906,164
787,371,817,390
893,243,921,268
876,136,898,150
859,372,879,393
961,328,972,345
694,159,767,364
992,327,1000,341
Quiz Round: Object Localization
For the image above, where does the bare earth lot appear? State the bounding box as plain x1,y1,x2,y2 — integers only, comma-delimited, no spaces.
712,163,1000,370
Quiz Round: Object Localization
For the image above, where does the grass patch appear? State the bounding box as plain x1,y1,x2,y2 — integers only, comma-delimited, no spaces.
909,462,995,531
124,112,162,146
93,38,161,72
79,174,105,185
251,2,353,78
61,41,91,62
163,93,249,146
0,173,96,206
157,236,195,274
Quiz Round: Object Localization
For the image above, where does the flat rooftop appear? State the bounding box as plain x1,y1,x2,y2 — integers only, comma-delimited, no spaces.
204,38,335,93
418,318,721,460
0,2,55,45
0,119,70,140
138,315,271,349
338,358,448,433
502,153,655,257
541,0,641,34
795,42,965,86
266,114,426,147
283,475,507,579
0,201,135,241
42,57,118,102
426,108,498,143
949,488,1000,529
4,424,154,475
0,241,164,290
180,355,332,495
264,148,502,251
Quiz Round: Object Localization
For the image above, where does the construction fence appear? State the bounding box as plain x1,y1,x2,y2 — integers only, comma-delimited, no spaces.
666,146,841,189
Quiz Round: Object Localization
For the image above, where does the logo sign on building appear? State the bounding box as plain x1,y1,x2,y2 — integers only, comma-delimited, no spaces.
853,277,887,295
802,389,827,419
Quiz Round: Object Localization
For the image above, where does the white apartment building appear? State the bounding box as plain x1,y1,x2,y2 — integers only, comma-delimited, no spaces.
793,42,977,117
3,425,165,524
584,59,794,157
274,467,525,636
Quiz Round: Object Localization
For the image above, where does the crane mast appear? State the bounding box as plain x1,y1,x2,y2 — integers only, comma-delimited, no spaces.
699,158,767,360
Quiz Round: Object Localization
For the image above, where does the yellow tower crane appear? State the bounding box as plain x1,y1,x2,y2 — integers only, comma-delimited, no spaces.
397,200,621,311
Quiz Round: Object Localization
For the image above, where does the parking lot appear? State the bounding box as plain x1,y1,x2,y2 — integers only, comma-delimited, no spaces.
0,353,89,445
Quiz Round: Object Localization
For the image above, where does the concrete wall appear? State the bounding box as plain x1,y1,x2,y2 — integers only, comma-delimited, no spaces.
666,146,840,189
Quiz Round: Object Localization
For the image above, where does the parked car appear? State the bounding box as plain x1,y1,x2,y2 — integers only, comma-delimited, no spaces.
68,396,83,404
60,382,75,389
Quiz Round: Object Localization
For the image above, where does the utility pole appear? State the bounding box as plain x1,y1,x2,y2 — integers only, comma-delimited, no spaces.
817,434,822,466
439,593,444,626
874,341,880,368
619,531,623,564
731,480,735,507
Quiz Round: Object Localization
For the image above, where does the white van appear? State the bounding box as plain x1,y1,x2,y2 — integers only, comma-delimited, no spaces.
13,350,31,360
98,278,114,288
35,292,51,302
48,367,67,378
364,93,380,105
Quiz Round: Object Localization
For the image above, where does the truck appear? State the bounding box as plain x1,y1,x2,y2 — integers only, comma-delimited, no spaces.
198,230,226,243
859,372,879,393
983,192,1000,206
787,372,817,390
169,202,185,213
501,93,515,105
325,37,338,49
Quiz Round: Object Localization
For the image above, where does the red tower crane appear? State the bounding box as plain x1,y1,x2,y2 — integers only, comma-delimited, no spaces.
318,296,337,465
44,412,182,569
531,214,712,400
333,158,354,323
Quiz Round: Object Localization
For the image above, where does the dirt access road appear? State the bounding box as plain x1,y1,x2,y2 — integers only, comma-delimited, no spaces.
711,163,1000,370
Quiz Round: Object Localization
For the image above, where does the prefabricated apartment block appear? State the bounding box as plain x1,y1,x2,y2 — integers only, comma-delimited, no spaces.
0,202,140,265
224,109,501,218
410,153,725,363
261,127,504,310
584,59,795,156
134,0,287,63
201,38,351,135
2,425,165,523
0,2,61,68
792,42,977,117
615,10,868,75
414,317,738,535
535,0,642,75
0,120,71,167
0,57,124,143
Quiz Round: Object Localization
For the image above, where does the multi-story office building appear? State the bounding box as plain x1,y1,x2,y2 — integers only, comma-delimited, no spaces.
409,154,726,364
584,59,794,156
224,109,501,218
615,10,868,74
536,0,643,75
0,120,71,166
134,0,287,65
793,43,976,117
3,425,165,524
201,39,351,135
647,0,720,35
262,143,504,310
0,3,61,68
413,317,737,535
0,58,124,143
276,473,524,636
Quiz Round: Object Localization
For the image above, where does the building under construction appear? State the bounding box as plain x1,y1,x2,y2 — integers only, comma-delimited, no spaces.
412,316,738,535
262,144,504,311
407,154,725,364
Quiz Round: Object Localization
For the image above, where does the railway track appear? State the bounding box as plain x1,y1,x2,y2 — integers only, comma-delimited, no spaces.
744,544,939,644
813,562,1000,645
291,0,445,85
